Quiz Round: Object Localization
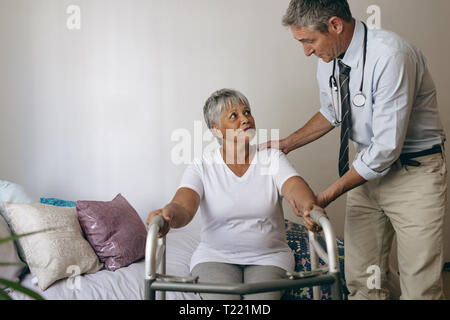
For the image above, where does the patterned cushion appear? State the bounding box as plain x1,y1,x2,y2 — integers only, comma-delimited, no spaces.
282,220,349,300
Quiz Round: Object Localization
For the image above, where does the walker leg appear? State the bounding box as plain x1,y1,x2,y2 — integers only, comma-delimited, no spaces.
330,272,343,300
309,232,321,300
145,279,156,300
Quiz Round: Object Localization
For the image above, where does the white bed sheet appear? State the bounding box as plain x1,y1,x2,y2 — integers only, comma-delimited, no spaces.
8,214,203,300
7,211,402,300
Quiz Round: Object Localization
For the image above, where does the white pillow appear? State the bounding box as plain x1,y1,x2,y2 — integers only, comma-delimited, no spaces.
0,180,37,262
2,203,103,290
0,215,25,286
0,180,36,226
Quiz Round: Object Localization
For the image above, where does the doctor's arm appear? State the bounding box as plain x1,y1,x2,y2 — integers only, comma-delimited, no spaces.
146,188,200,238
285,112,335,153
317,167,366,208
281,176,325,232
260,112,334,154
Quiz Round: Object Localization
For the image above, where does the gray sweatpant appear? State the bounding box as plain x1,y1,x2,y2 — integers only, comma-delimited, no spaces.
191,262,288,300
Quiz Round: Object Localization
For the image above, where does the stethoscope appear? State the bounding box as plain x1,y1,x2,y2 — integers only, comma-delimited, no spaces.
329,22,368,125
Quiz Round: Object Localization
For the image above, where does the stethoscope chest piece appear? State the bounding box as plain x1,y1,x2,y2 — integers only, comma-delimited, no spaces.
352,92,366,107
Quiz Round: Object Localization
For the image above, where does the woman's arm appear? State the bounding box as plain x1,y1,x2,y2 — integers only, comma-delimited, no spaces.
146,187,200,238
281,176,325,232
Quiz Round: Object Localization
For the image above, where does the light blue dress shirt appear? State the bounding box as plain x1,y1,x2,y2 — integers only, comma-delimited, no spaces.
318,20,446,181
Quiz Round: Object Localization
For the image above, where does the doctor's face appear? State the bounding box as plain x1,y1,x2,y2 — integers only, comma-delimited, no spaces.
290,25,341,63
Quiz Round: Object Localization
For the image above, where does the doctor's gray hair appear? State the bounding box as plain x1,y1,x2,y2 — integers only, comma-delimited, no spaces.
203,88,251,129
282,0,352,33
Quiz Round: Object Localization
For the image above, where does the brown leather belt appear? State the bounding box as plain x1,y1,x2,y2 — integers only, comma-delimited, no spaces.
399,144,442,167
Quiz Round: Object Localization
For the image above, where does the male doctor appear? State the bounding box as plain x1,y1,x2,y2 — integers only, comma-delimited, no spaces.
262,0,447,299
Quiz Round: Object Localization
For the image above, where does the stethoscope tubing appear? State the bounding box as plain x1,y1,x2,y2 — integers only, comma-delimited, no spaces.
330,22,368,124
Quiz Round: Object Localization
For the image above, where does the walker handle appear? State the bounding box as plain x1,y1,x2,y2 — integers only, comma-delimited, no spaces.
145,215,166,281
308,208,339,274
310,209,328,226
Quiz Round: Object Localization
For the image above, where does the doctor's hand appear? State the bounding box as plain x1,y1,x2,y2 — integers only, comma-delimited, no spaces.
146,208,173,238
258,138,292,155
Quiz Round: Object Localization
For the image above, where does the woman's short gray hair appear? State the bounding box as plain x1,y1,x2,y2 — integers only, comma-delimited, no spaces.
203,89,250,129
282,0,352,33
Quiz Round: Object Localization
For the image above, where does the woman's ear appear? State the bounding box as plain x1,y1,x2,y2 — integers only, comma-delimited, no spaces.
211,125,223,140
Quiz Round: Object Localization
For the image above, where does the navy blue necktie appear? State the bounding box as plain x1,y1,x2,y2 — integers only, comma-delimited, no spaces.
338,60,352,177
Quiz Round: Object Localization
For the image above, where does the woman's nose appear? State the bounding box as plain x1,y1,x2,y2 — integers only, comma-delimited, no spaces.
240,115,249,124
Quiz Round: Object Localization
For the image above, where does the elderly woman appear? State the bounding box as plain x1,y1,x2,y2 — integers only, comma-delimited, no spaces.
147,89,325,300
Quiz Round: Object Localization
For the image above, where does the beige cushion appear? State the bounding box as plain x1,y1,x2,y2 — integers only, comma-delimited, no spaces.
2,203,103,290
0,214,24,286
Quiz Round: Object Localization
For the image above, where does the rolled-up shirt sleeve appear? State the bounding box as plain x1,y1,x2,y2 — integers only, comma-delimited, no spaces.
353,52,417,181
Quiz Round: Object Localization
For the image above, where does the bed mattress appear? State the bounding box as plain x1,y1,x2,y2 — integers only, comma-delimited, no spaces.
7,222,202,300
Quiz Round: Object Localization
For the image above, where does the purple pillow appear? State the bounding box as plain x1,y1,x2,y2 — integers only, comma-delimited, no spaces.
76,194,147,271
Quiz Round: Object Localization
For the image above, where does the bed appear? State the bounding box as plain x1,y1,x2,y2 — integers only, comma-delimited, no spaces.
6,214,203,300
7,211,351,300
1,182,398,300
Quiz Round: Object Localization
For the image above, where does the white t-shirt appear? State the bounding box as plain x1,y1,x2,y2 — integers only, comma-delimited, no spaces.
178,147,300,273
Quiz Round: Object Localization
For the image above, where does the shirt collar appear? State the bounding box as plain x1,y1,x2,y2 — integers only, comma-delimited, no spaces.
340,20,365,70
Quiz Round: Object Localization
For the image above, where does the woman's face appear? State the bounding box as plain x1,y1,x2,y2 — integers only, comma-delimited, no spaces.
213,103,256,144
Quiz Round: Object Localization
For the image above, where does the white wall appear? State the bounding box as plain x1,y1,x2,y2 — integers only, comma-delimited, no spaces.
1,0,449,261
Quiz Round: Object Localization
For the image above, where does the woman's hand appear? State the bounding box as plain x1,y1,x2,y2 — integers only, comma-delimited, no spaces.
288,198,322,233
302,204,326,233
146,208,173,238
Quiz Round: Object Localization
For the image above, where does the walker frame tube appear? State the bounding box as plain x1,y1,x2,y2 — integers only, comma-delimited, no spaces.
144,210,342,300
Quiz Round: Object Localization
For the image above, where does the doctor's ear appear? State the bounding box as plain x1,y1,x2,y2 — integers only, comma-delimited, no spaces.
328,17,344,35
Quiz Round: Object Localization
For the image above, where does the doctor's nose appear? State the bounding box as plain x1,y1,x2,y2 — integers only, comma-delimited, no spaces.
303,45,314,57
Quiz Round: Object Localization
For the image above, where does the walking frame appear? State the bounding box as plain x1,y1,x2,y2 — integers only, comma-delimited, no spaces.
144,209,343,300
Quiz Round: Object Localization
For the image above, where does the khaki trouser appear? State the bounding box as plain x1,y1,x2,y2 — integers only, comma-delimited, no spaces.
345,151,447,300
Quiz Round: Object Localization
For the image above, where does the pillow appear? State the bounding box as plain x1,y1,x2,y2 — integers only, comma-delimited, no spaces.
2,203,103,290
0,180,37,262
0,215,25,286
283,220,349,300
76,194,147,271
40,198,76,207
0,180,36,226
